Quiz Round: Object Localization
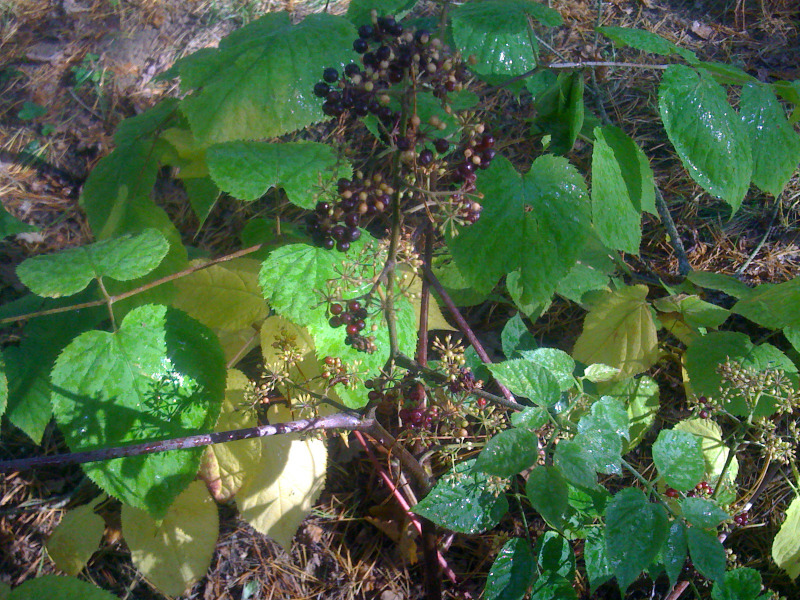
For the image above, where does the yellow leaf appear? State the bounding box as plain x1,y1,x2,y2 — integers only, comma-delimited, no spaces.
399,264,455,331
122,481,219,597
45,502,105,575
215,326,260,366
159,128,208,178
259,316,338,412
673,418,738,486
198,369,262,502
572,284,659,379
237,403,327,552
173,258,269,331
773,495,800,580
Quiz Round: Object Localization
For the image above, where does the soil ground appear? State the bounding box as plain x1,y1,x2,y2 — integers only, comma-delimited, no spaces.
1,0,799,599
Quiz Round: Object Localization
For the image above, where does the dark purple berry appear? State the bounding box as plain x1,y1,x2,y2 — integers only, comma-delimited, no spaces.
387,65,404,83
337,178,351,193
331,225,346,241
342,313,354,324
313,82,330,98
357,24,374,39
418,149,434,166
316,201,330,214
353,38,369,53
353,101,369,117
348,300,361,312
368,390,382,401
346,323,359,336
337,240,351,252
355,308,368,319
329,316,342,328
347,228,361,242
433,138,449,153
355,319,366,331
344,63,361,78
322,237,335,250
322,100,343,117
344,213,359,227
330,303,343,316
376,45,391,62
323,67,339,83
482,148,497,162
700,410,710,419
362,52,377,68
395,136,411,151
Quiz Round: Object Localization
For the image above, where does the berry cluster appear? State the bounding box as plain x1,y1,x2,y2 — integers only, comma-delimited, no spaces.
732,510,749,526
307,174,392,251
398,404,439,429
448,367,481,394
328,299,376,353
688,480,713,498
696,395,715,419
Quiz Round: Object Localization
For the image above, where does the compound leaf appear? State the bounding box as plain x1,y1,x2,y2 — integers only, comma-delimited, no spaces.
740,83,800,198
178,13,357,144
45,502,105,575
413,459,508,534
591,126,646,254
50,305,226,518
448,155,590,307
206,141,351,207
237,403,327,551
475,428,540,477
484,538,537,600
173,258,269,331
572,285,659,379
8,576,117,600
17,229,169,298
526,466,570,529
605,487,669,593
658,65,752,212
772,495,800,580
597,26,696,61
198,370,262,503
488,359,561,407
652,429,705,491
451,0,561,78
123,480,219,597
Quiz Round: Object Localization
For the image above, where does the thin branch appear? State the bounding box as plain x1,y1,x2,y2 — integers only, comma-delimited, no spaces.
422,267,516,403
736,197,780,276
1,243,266,326
0,411,365,473
655,187,692,277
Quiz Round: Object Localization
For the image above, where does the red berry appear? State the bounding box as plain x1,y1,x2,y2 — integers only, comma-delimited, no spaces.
346,323,359,336
433,138,449,153
347,300,361,313
476,397,487,409
330,303,343,316
665,488,679,498
368,390,382,401
699,410,709,419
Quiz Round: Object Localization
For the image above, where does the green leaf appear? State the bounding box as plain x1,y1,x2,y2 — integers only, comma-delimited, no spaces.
488,359,561,407
114,98,180,147
0,205,38,238
601,375,659,451
177,13,356,144
553,439,599,491
653,294,730,331
259,239,416,408
346,0,417,26
591,126,646,254
575,397,629,474
0,355,6,420
526,466,570,529
687,271,751,298
696,61,759,86
772,495,800,580
673,419,738,489
450,0,562,78
536,531,575,580
8,576,118,600
732,277,800,329
511,406,549,429
206,141,351,207
50,305,226,518
605,487,669,593
475,428,540,477
685,331,797,417
572,285,659,379
182,177,219,228
172,258,269,331
583,364,621,383
687,527,726,582
412,459,508,534
596,26,696,61
658,65,752,211
785,326,800,353
681,497,729,530
711,568,763,600
532,72,584,154
664,520,688,589
4,298,103,443
518,348,576,391
529,576,577,600
584,530,614,592
17,229,169,298
740,83,800,197
484,538,537,600
448,155,590,306
18,100,47,120
652,429,705,491
501,313,537,358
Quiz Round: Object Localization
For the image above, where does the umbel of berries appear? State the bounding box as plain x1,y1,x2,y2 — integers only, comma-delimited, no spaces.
327,299,376,354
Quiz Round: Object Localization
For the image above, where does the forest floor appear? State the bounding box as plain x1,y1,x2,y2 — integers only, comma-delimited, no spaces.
1,0,799,599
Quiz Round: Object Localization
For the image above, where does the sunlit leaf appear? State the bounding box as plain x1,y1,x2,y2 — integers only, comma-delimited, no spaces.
123,481,219,596
45,502,105,575
772,495,800,580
